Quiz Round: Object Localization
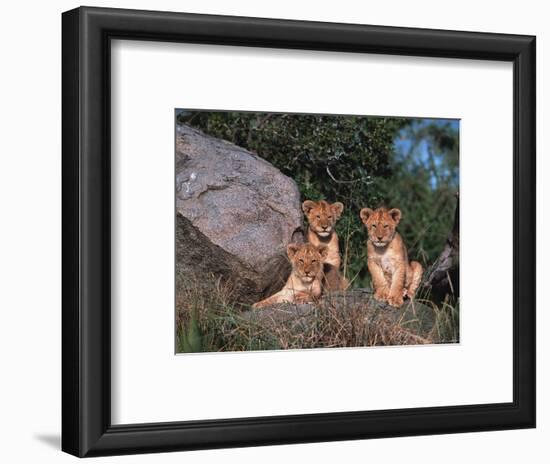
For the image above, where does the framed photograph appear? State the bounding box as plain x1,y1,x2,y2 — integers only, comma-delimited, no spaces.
174,110,460,353
62,6,535,457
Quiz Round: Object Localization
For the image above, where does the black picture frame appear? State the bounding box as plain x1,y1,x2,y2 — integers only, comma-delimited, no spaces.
62,6,536,457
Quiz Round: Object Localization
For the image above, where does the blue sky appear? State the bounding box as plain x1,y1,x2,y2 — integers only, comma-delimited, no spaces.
394,118,459,154
393,118,459,189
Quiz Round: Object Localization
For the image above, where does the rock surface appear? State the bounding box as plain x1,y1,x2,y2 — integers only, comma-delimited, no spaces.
175,124,304,304
241,289,443,344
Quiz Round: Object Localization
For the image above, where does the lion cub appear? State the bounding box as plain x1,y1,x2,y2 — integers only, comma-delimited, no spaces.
360,207,423,308
302,200,347,290
252,243,328,308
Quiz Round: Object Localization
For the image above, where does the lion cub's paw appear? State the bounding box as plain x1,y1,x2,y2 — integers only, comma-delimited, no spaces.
294,291,314,305
405,289,416,300
374,286,390,301
252,300,270,309
387,293,404,308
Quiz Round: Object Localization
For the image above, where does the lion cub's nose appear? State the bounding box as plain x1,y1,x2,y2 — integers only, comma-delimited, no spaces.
377,235,384,240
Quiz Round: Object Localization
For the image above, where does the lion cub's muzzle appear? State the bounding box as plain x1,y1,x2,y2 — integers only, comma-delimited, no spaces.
299,268,317,282
371,237,390,248
314,225,332,237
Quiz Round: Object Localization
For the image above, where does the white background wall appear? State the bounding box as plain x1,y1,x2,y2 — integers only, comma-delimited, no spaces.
0,0,546,462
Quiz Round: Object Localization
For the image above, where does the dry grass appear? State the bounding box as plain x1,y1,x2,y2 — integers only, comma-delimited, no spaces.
176,276,459,353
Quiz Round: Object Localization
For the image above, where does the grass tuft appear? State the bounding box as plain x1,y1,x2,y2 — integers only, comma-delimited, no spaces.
176,277,459,353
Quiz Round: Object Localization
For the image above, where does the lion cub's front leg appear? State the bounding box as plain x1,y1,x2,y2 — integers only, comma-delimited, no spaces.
405,261,423,299
252,292,284,309
388,263,406,307
368,259,390,301
253,289,300,309
252,289,313,309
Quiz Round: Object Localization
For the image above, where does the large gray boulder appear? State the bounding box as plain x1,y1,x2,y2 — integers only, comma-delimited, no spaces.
175,124,303,304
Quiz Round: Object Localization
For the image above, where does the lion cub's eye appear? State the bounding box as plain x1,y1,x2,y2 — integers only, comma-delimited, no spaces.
328,215,332,219
384,224,389,229
371,224,376,229
311,259,317,263
299,259,304,264
316,215,321,219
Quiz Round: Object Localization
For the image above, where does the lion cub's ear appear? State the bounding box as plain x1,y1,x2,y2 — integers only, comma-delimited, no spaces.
287,243,300,260
331,202,344,219
359,208,374,224
317,245,329,261
302,200,317,215
388,208,402,224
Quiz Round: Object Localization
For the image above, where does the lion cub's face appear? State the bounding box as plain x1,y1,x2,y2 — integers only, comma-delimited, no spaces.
302,200,344,238
360,207,402,248
287,243,328,283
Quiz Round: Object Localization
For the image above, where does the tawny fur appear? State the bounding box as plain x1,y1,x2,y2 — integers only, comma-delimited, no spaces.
360,207,423,308
302,200,348,291
252,243,328,309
